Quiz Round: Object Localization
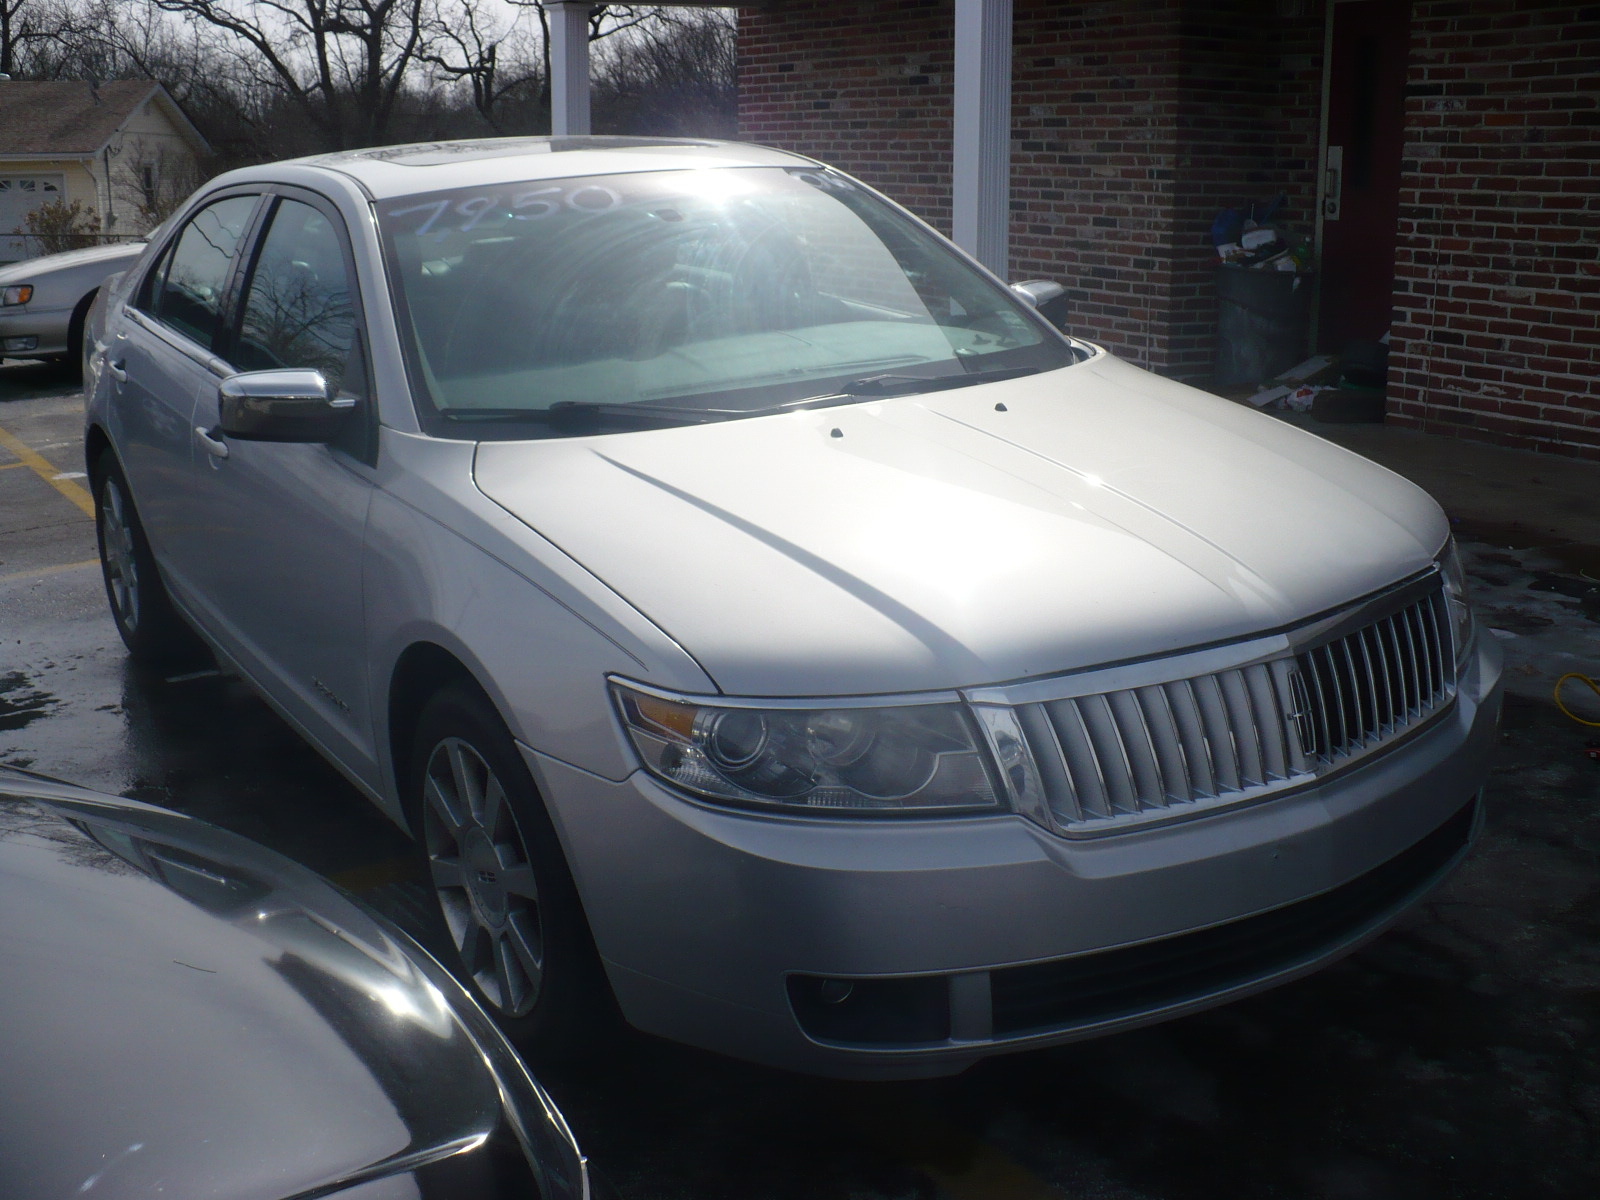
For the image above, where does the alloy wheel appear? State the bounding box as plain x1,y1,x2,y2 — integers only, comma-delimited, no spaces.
422,736,545,1016
99,477,141,633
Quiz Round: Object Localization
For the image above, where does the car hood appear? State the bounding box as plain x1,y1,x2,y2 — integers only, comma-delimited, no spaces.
473,353,1448,697
0,240,144,283
0,769,584,1200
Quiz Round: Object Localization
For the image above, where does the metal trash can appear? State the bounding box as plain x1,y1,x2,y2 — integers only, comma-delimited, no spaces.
1214,266,1313,387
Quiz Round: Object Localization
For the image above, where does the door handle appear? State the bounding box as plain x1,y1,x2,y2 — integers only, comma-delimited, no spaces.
107,359,127,383
195,426,230,460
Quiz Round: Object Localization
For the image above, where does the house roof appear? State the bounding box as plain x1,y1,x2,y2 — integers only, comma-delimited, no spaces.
0,80,209,158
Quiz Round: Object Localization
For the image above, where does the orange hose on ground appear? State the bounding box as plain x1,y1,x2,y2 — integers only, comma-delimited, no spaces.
1553,673,1600,728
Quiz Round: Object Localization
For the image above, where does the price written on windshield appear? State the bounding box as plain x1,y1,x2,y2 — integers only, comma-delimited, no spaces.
385,183,623,237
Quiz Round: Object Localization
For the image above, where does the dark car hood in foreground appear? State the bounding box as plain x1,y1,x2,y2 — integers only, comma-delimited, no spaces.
0,768,584,1200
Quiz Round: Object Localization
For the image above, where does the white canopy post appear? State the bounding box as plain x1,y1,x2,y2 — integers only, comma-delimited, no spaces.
952,0,1013,275
549,1,592,136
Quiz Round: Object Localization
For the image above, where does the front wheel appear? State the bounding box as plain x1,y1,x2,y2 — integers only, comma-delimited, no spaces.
409,683,613,1054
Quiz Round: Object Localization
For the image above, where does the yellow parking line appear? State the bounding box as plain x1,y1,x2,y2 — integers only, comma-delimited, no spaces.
0,558,100,583
0,460,28,471
0,424,94,518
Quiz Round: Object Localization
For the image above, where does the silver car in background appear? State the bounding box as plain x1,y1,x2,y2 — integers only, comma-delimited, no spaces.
0,241,145,369
83,137,1502,1079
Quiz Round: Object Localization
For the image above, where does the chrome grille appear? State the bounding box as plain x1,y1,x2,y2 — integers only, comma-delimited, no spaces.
1295,588,1452,762
1016,583,1456,834
1028,660,1311,826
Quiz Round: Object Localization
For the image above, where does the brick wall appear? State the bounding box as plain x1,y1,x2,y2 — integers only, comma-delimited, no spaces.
738,1,955,232
1011,3,1323,376
739,1,1323,377
1389,1,1600,460
738,1,1599,459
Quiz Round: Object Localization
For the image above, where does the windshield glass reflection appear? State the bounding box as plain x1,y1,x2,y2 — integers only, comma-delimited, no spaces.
378,166,1073,432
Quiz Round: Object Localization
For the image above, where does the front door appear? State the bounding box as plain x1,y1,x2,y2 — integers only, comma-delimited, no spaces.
1318,0,1412,351
181,191,380,790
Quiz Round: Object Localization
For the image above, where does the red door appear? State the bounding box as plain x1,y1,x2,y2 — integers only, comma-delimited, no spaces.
1318,0,1411,351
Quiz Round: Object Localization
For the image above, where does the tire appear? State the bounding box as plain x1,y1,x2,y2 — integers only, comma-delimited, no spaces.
65,290,95,384
92,450,203,670
409,681,613,1056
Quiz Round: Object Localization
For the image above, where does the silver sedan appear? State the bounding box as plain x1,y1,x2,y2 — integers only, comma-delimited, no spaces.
84,138,1502,1078
0,241,145,368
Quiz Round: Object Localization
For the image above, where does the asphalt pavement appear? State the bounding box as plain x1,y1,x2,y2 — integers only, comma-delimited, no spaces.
4,356,1598,1200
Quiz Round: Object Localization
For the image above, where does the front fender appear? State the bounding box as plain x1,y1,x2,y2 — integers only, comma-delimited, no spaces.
363,481,716,824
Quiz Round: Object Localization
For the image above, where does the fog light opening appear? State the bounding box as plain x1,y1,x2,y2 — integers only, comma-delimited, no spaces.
788,973,951,1045
818,979,854,1005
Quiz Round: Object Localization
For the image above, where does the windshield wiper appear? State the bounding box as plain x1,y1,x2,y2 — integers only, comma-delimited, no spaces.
739,365,1046,416
440,400,721,429
439,365,1046,430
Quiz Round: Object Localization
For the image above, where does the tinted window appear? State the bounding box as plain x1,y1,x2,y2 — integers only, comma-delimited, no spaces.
233,199,358,392
150,195,258,348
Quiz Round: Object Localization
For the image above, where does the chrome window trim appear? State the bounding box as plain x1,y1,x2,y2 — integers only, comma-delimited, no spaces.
123,306,234,380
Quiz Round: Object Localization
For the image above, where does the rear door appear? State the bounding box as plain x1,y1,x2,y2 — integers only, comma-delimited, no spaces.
108,192,263,603
179,189,380,788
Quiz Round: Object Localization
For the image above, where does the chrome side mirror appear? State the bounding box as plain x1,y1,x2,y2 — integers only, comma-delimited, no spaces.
217,369,353,443
1010,279,1071,333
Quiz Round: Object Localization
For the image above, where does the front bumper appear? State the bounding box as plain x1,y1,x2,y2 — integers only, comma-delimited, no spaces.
0,306,71,358
527,635,1502,1079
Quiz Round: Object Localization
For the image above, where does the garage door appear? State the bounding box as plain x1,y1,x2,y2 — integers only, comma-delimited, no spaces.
0,175,67,263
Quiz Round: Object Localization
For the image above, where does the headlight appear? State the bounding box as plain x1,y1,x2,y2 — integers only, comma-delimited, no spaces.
1,285,33,306
1438,535,1473,662
611,681,1001,815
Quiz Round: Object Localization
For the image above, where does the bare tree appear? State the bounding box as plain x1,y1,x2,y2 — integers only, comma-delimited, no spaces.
16,197,102,254
416,0,541,133
115,141,209,224
0,0,69,75
148,0,438,150
594,7,735,138
12,0,737,164
510,2,668,126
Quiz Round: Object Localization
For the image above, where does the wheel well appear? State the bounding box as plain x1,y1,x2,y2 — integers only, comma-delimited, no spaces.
388,642,484,827
84,425,112,481
66,288,98,370
69,288,97,339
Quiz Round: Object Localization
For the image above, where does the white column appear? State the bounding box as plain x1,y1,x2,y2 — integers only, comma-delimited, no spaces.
549,1,592,136
952,0,1013,276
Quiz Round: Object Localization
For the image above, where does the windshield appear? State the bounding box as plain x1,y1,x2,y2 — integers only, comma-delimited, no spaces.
376,166,1076,437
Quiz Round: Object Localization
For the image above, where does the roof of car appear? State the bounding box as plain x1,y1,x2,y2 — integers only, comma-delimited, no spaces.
284,136,821,200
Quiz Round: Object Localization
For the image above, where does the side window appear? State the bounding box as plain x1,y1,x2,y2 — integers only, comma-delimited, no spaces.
148,195,259,348
233,198,358,394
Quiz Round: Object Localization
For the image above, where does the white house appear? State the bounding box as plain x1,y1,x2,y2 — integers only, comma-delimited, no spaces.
0,79,211,262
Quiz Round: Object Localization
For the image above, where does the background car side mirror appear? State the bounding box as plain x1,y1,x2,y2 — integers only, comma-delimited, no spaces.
218,369,354,443
1010,279,1071,333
